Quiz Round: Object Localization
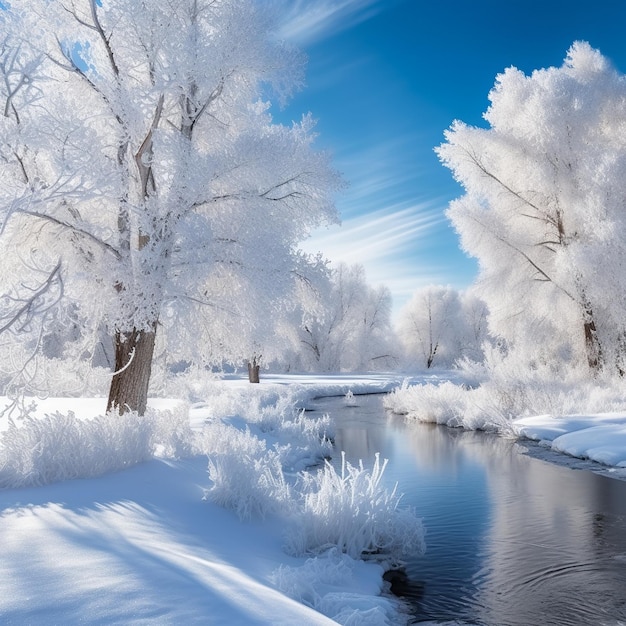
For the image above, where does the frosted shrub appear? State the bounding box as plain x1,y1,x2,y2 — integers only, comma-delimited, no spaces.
384,378,516,432
204,422,293,520
245,391,334,447
0,404,193,488
151,404,196,458
200,420,265,457
384,381,469,427
199,386,334,471
343,390,358,407
385,352,626,433
384,379,548,432
199,385,337,518
275,409,333,471
257,393,334,469
285,453,425,564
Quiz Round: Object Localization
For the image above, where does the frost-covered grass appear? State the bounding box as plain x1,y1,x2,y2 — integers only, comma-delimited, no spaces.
203,422,294,520
385,353,626,434
285,453,424,564
201,403,422,624
0,403,193,488
199,386,423,564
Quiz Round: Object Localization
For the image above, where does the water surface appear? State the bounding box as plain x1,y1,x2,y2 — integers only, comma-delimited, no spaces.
314,394,626,626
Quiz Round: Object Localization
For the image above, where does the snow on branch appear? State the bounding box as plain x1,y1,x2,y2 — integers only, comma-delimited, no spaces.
0,260,63,335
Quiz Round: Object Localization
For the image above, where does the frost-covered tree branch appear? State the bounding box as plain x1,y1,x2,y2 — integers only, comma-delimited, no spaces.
0,260,63,336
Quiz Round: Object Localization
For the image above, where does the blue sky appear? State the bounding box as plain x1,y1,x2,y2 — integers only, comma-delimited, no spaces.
274,0,626,315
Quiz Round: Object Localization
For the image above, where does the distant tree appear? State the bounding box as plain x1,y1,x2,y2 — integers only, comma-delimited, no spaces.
0,1,340,413
437,42,626,375
398,286,456,369
297,264,397,372
459,288,489,363
396,285,486,369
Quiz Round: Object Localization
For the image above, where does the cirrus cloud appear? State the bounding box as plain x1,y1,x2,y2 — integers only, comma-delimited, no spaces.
275,0,386,45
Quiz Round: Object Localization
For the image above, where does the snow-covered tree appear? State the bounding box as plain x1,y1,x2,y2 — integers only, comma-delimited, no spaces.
396,285,487,369
296,264,397,372
0,1,340,413
437,42,626,375
459,288,489,363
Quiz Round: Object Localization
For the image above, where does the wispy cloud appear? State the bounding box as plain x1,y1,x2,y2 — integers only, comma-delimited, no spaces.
301,201,461,315
276,0,385,45
306,204,442,265
299,131,474,315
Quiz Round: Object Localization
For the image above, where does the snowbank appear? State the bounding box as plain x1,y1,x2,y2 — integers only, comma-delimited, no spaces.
513,413,626,468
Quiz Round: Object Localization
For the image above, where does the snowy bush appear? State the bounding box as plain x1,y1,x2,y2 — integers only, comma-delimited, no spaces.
203,422,293,520
200,393,424,569
285,452,425,564
198,383,337,519
151,405,197,459
385,349,626,432
197,383,333,471
262,408,333,472
384,381,471,427
0,404,194,488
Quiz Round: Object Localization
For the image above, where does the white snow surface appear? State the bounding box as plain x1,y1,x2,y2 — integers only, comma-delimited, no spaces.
0,374,420,625
513,412,626,468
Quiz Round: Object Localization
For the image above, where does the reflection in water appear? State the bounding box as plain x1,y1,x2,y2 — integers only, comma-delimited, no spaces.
313,394,626,626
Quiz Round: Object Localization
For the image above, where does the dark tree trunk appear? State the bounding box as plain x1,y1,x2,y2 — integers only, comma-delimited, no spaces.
107,322,157,415
426,342,438,369
583,308,602,373
248,356,261,383
616,330,626,377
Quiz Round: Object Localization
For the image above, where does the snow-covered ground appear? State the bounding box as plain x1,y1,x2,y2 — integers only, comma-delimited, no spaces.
513,412,626,471
0,374,424,625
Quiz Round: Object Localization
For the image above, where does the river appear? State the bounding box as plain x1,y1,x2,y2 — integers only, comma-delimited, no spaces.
312,393,626,626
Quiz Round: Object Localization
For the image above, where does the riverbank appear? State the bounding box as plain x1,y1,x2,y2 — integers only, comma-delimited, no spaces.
4,370,625,624
383,375,626,477
513,413,626,480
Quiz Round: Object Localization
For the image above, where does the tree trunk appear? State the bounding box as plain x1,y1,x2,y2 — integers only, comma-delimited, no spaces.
107,322,157,415
582,308,602,373
616,330,626,377
247,356,261,383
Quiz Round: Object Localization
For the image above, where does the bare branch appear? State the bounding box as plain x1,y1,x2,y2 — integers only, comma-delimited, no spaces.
88,0,120,77
535,240,560,251
13,150,30,185
59,2,98,31
188,79,225,132
463,147,557,225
